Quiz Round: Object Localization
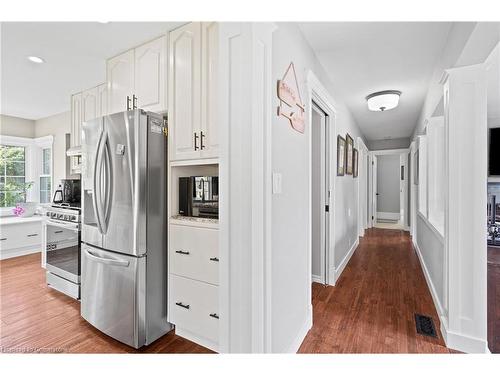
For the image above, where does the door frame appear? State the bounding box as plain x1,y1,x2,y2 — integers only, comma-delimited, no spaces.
357,138,369,236
307,70,337,289
311,102,329,285
369,148,410,229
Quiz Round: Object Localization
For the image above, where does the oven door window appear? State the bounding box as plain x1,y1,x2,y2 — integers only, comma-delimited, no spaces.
46,223,81,282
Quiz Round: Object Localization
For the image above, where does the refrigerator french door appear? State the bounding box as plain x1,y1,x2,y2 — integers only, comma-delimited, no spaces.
81,109,170,348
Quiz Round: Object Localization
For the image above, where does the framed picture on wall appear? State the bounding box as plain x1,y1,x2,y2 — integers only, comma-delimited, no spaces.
337,135,346,176
353,148,359,178
345,133,354,175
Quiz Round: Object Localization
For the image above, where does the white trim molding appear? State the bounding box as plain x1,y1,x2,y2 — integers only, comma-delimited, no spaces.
306,70,337,290
288,305,313,353
334,238,359,283
377,212,400,221
442,63,488,353
217,22,276,354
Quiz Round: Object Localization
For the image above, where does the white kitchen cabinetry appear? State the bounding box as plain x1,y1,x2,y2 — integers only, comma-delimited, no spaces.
168,222,219,351
70,83,107,174
169,22,219,162
107,49,135,115
107,35,167,115
70,93,82,149
0,217,43,260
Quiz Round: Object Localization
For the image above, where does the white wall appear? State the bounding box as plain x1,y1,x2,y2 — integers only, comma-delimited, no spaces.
34,111,73,186
0,114,35,138
415,214,445,315
270,23,364,352
376,154,400,214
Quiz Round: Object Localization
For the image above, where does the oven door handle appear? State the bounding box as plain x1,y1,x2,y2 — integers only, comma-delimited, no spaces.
84,249,130,267
46,219,79,231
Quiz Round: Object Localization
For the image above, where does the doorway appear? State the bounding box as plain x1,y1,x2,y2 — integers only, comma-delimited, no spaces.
311,102,330,285
370,149,409,230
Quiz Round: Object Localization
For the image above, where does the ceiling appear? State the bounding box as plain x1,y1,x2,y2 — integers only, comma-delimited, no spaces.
1,22,184,120
299,22,453,141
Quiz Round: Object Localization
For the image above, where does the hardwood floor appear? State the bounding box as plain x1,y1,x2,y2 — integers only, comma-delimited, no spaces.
488,246,500,353
1,228,456,353
299,228,456,353
0,253,212,353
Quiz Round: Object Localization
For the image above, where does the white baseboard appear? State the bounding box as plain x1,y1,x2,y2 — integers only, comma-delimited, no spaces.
311,274,323,284
0,246,40,260
445,329,490,353
413,240,489,354
288,304,313,353
334,238,359,283
377,212,400,220
175,326,219,353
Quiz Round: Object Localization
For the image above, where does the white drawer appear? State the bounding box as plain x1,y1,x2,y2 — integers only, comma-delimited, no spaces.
169,224,219,285
0,222,42,251
169,274,219,345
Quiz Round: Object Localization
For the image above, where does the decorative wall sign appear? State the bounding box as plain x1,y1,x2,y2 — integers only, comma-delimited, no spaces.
345,133,354,175
277,62,305,133
353,148,359,178
337,135,346,176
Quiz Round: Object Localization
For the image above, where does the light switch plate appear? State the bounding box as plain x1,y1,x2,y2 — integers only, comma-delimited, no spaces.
272,173,282,194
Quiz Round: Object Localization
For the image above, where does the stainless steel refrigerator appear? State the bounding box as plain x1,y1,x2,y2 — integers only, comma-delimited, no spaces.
80,109,170,348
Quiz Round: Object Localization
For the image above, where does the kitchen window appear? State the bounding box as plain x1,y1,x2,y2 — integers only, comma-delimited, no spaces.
0,135,53,215
39,148,52,203
0,145,27,208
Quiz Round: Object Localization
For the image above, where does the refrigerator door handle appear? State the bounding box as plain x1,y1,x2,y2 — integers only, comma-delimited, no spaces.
84,248,130,267
93,128,105,234
102,138,113,232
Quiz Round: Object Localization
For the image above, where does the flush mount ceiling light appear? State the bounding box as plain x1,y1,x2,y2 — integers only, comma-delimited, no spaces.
27,56,45,64
366,90,401,112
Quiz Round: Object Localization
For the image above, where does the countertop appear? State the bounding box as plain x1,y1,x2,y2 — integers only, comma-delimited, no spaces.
0,215,44,226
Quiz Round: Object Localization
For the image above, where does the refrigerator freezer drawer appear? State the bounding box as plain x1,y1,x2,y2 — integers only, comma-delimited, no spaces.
81,244,145,348
169,224,219,285
169,274,219,346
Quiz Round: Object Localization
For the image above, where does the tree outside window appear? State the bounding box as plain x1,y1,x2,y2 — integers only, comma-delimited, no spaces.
0,145,32,207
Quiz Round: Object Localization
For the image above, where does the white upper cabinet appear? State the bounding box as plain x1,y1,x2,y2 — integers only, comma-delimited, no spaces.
169,22,202,161
107,49,135,115
135,36,167,113
106,36,167,115
200,22,219,159
169,22,219,162
97,83,107,117
82,86,98,125
70,93,82,148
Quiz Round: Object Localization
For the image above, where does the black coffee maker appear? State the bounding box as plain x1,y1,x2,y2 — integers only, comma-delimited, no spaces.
53,179,81,207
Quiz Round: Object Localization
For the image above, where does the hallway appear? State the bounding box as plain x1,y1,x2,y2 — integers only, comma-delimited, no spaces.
299,228,456,353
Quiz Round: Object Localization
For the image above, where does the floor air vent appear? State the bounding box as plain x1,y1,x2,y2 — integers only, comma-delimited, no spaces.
415,314,437,338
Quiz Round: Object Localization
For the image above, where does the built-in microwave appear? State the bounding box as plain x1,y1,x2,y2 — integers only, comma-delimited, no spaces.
179,176,219,219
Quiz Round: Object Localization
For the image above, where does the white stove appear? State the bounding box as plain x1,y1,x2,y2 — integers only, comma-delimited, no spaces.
45,205,81,299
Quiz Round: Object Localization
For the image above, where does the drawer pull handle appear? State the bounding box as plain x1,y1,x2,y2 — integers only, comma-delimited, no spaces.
54,230,64,234
27,233,38,237
209,257,219,262
0,238,6,241
175,302,190,309
209,313,219,319
175,250,190,255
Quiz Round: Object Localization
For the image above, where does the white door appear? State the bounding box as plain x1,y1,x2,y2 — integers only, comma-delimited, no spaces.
372,155,378,225
107,49,135,115
97,83,107,117
71,93,82,147
134,36,167,113
200,22,219,159
82,86,98,123
169,22,202,161
311,103,329,285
